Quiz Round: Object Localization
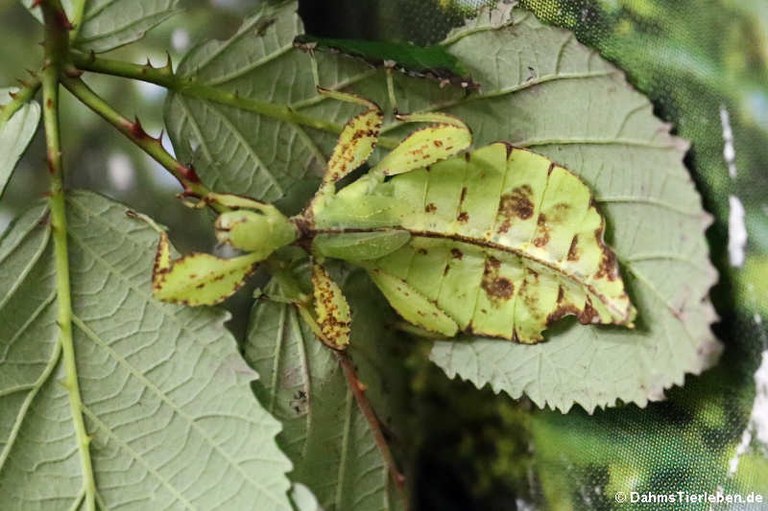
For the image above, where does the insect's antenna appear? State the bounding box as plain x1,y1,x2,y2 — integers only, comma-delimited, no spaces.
310,46,321,89
384,61,398,113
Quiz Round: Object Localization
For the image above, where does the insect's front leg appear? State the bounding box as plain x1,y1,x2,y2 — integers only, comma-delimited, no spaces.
315,88,384,195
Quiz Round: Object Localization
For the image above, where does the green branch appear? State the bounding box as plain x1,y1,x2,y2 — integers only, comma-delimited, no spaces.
70,52,402,149
61,75,222,208
338,352,408,508
39,2,96,511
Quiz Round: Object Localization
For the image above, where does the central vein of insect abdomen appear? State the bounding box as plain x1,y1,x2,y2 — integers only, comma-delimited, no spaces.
361,143,632,340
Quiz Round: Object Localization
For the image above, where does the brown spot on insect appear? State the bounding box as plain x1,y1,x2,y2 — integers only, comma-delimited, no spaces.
595,231,618,280
459,187,468,205
546,303,581,323
497,185,534,232
480,256,514,301
425,203,437,213
578,301,600,324
556,285,565,303
450,248,463,260
532,214,550,247
567,237,580,261
417,248,428,255
433,139,444,148
521,282,539,310
457,211,469,223
550,202,571,223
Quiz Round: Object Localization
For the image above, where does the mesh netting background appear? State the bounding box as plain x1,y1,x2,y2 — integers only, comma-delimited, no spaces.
298,1,768,509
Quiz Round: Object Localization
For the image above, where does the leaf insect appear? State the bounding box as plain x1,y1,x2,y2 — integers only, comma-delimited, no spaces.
151,53,636,349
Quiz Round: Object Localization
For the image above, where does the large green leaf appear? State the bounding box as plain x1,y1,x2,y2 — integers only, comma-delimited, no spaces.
23,0,179,53
164,3,718,411
426,9,720,412
0,191,292,509
0,88,40,200
245,273,407,511
165,2,322,203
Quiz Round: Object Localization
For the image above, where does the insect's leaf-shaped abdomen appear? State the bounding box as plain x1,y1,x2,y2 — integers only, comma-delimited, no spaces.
361,143,636,343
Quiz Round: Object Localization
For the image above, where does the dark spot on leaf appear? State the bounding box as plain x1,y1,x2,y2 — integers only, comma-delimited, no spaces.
425,203,437,213
459,187,468,205
417,248,428,255
457,211,469,223
450,248,463,259
433,139,444,148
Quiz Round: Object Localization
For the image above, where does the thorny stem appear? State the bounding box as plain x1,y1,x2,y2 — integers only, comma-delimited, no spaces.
338,352,408,508
70,52,402,150
39,1,96,510
60,75,224,210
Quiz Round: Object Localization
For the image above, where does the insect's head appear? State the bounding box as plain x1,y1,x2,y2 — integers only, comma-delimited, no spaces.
215,204,297,260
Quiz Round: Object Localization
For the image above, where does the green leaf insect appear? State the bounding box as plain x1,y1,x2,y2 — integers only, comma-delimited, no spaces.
152,87,637,345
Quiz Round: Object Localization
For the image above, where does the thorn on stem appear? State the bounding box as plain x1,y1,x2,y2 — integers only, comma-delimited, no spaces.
64,66,83,78
130,117,149,139
178,163,200,183
54,8,74,30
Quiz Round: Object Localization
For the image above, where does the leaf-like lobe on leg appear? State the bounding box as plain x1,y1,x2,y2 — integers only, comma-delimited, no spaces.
152,232,261,306
311,262,352,349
